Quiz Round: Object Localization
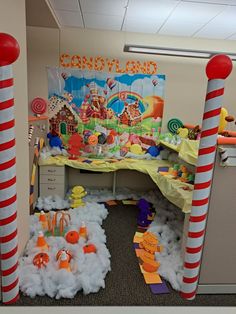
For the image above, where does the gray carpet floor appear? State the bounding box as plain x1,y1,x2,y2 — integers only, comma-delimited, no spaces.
6,202,236,306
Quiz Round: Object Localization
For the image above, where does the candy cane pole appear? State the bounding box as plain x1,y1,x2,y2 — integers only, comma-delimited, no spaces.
0,33,20,304
180,55,233,300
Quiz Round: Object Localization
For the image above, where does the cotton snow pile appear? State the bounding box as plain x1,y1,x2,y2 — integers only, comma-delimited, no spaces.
19,202,111,299
35,195,70,211
84,187,185,291
40,146,68,160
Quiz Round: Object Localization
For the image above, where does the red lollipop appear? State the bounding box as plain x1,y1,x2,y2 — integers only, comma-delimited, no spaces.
206,54,233,80
0,33,20,66
31,97,47,115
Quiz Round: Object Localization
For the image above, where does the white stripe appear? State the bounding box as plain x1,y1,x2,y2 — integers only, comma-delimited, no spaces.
0,165,16,183
0,147,15,163
182,266,200,280
192,186,211,201
0,202,17,219
0,106,14,124
185,251,202,264
190,203,209,216
186,235,205,249
1,236,18,254
1,267,18,286
0,219,17,238
2,283,19,304
0,86,13,102
0,183,16,201
1,253,18,271
188,220,207,233
194,170,213,184
206,79,224,93
0,128,15,145
197,151,216,167
201,115,220,131
198,134,218,149
181,282,198,295
0,65,12,81
205,96,223,112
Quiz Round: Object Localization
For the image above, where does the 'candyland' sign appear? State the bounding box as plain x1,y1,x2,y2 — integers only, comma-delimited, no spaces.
60,54,157,74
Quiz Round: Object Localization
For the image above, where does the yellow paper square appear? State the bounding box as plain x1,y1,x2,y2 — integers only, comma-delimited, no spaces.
139,264,148,274
135,232,143,238
143,273,162,284
133,236,143,244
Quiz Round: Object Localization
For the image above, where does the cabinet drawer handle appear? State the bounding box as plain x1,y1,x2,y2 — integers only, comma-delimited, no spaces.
48,187,56,190
48,178,56,182
48,170,56,173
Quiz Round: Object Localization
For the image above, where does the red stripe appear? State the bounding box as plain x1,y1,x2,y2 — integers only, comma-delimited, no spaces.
0,98,14,110
0,138,15,151
180,290,197,300
0,229,17,243
188,229,205,238
0,194,17,208
189,214,207,222
184,260,201,269
0,211,17,226
194,180,211,189
183,275,199,284
0,78,13,88
203,107,221,119
1,262,18,276
3,293,19,305
201,127,218,138
0,245,18,259
192,198,209,206
198,146,216,155
186,245,203,254
196,163,214,173
0,119,15,131
0,176,16,190
2,278,19,293
205,88,224,101
0,157,16,170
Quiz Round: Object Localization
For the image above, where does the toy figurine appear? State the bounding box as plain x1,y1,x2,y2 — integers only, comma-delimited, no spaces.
70,186,87,208
137,198,155,228
67,133,84,159
47,129,63,149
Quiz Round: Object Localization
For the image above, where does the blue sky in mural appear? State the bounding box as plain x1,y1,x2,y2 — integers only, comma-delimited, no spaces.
47,67,166,109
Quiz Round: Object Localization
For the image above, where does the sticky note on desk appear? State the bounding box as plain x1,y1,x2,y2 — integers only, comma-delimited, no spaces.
143,273,162,284
122,200,137,205
106,200,117,206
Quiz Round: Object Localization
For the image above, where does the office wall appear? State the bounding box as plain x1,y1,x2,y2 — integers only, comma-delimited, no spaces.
0,0,29,254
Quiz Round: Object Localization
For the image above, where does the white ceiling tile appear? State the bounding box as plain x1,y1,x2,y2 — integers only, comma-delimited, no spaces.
55,9,84,27
159,1,225,36
183,0,236,5
83,13,123,30
194,6,236,39
80,0,127,16
227,33,236,40
49,0,80,11
126,0,179,20
123,19,160,33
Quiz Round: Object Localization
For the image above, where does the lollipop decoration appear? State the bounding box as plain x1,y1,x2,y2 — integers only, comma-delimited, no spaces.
180,55,233,300
31,97,47,115
167,118,184,134
0,33,20,304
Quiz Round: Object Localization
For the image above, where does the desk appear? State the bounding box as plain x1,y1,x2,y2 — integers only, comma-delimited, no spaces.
38,156,193,214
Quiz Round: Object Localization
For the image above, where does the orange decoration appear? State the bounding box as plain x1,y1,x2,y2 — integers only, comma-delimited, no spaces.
58,251,71,271
79,221,88,239
142,261,160,273
106,134,115,145
56,249,73,262
65,230,80,244
36,231,49,251
83,244,97,254
33,252,50,269
88,134,98,146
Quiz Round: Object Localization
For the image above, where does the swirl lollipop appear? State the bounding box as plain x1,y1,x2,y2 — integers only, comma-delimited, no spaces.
31,97,47,115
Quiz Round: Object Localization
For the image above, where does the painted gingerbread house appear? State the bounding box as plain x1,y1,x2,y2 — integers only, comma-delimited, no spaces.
119,100,142,126
49,96,79,135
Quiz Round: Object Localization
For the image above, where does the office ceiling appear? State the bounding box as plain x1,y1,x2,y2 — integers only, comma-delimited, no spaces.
28,0,236,40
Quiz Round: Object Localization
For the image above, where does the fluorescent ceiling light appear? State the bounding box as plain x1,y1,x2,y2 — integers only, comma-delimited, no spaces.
124,45,236,60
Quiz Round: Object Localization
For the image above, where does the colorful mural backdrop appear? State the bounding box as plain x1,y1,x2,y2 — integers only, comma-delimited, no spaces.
47,68,165,157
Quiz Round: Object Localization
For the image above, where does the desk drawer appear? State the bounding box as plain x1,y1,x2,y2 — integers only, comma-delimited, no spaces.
40,175,65,185
40,166,65,176
40,183,66,198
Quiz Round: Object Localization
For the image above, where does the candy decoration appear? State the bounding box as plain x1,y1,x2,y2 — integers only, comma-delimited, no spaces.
0,33,20,304
33,252,49,269
167,118,184,134
180,55,233,300
31,97,47,115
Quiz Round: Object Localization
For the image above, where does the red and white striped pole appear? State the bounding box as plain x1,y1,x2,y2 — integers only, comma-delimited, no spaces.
0,33,20,304
180,55,233,300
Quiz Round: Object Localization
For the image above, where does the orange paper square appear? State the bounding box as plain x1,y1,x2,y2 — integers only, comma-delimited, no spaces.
135,249,144,257
106,200,117,206
143,273,162,284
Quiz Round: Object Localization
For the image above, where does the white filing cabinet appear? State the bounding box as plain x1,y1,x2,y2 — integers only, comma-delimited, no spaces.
39,165,68,198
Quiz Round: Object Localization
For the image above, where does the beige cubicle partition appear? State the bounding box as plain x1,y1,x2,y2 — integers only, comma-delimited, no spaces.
198,145,236,293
